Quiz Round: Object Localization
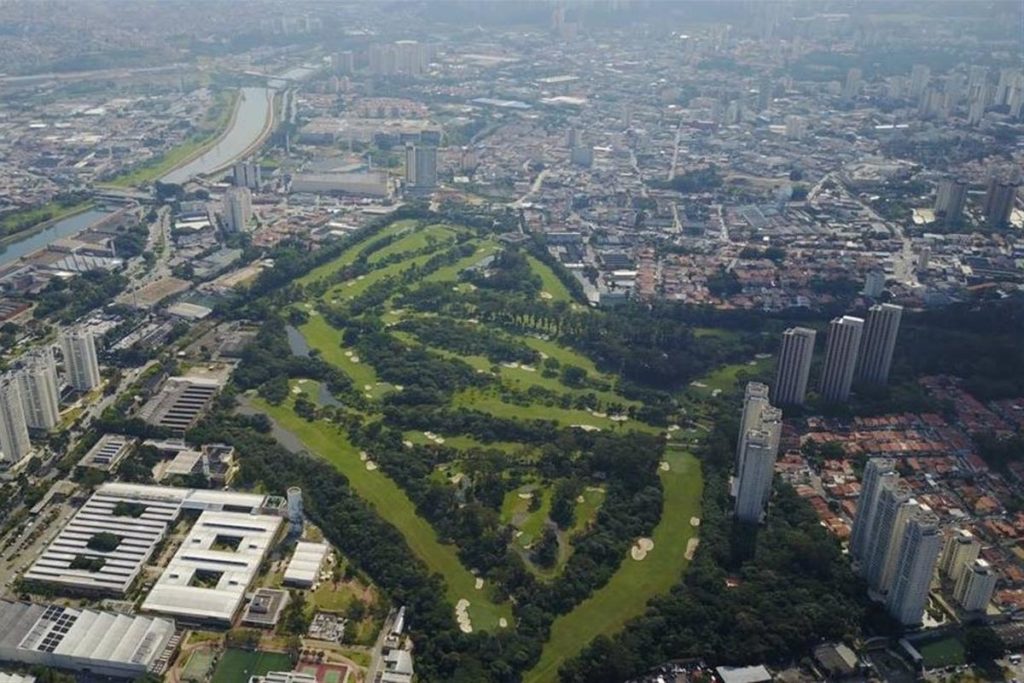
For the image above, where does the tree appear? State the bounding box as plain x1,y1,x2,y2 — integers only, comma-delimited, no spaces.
532,527,559,568
964,626,1004,665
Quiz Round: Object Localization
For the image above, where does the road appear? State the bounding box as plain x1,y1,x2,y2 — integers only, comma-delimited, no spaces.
512,168,550,208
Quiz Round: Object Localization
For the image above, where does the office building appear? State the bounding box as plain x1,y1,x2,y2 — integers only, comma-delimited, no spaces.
733,383,782,523
784,115,805,140
862,269,885,298
0,376,31,464
819,316,864,403
862,478,913,592
849,458,896,564
772,327,816,406
222,187,252,233
886,507,942,626
404,144,437,190
940,528,981,583
232,159,261,190
17,349,60,430
856,304,903,386
60,327,101,392
983,177,1018,227
934,178,967,224
954,558,997,612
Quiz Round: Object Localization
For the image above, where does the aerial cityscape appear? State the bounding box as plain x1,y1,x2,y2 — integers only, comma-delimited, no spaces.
0,1,1022,681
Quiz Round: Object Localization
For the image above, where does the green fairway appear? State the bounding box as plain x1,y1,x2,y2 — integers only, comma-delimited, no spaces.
570,487,606,535
423,241,500,283
527,255,575,303
297,219,417,286
326,249,446,301
298,315,379,387
211,649,293,683
688,355,774,396
525,447,703,683
502,485,552,547
367,224,457,264
521,337,604,379
453,387,656,433
252,396,513,631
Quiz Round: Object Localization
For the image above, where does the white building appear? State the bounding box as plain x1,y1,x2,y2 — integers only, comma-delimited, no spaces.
0,375,31,464
886,508,941,626
940,528,981,583
954,558,997,612
287,486,303,534
233,159,262,190
862,479,913,593
849,458,896,564
142,510,282,625
17,349,60,430
784,115,805,140
283,541,329,588
819,315,864,403
772,327,816,406
222,187,253,233
862,269,885,298
856,304,902,386
60,327,101,392
404,144,437,190
733,383,782,523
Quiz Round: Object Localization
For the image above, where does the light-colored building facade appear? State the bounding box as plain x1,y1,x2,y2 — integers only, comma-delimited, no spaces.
862,479,912,592
940,528,981,583
819,315,864,403
0,375,31,464
404,144,437,190
886,508,942,626
954,558,997,612
733,382,782,523
222,187,252,233
856,304,903,386
17,349,60,430
60,327,101,392
849,458,896,564
772,327,816,406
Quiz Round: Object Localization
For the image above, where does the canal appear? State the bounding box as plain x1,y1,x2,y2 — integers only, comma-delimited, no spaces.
0,208,113,270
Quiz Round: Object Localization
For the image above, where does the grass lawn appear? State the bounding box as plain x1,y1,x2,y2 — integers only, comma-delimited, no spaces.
453,388,655,433
298,316,379,387
570,487,606,536
688,356,774,397
692,327,740,341
521,337,604,379
181,649,216,682
527,255,575,303
367,224,457,264
501,485,552,547
403,431,527,455
211,649,293,683
326,249,445,301
525,446,703,683
918,637,967,669
423,241,500,283
297,219,417,286
252,396,512,631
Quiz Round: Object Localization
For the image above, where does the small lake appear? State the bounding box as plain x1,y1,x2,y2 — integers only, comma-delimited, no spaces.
285,324,343,408
0,208,113,269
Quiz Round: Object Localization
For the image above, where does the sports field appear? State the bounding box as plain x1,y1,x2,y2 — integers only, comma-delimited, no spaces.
210,649,293,683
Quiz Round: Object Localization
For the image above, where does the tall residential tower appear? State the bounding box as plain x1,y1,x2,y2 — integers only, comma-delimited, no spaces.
856,304,903,386
60,327,101,392
819,316,864,403
772,327,816,406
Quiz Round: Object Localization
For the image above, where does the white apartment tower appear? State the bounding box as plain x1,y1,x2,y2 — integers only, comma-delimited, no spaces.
954,559,997,612
862,478,913,592
0,375,31,464
849,458,897,564
819,316,864,403
856,304,903,386
733,382,782,523
772,327,816,407
940,528,981,583
222,187,253,233
17,349,61,430
886,507,942,626
405,144,438,190
232,159,261,190
60,327,102,392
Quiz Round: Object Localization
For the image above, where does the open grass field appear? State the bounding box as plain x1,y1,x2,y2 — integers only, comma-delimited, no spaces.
252,395,512,631
502,485,552,548
570,487,606,536
181,649,216,682
525,446,703,683
298,315,379,387
918,637,967,669
296,219,417,286
452,387,650,432
527,255,575,303
326,249,445,301
211,649,293,683
367,224,457,264
688,355,774,396
423,241,500,283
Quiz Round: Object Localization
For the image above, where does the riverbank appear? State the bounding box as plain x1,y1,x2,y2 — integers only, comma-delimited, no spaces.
200,86,276,180
104,89,241,188
0,200,94,249
0,207,113,271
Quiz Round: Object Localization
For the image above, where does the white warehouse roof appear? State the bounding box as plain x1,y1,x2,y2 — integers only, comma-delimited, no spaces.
283,542,329,587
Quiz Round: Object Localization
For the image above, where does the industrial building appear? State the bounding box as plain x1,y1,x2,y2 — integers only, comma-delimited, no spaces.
77,434,136,472
138,376,221,431
0,600,175,678
142,510,282,625
283,541,329,588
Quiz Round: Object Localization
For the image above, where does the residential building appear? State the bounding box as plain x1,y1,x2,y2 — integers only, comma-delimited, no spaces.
886,507,942,626
939,528,981,583
232,159,261,190
222,187,252,233
819,316,864,403
954,558,997,612
856,304,903,386
17,349,60,430
862,269,885,298
934,177,967,224
405,144,437,190
0,376,31,464
862,478,912,592
59,327,101,391
733,383,782,523
849,458,897,564
983,177,1018,227
772,327,815,406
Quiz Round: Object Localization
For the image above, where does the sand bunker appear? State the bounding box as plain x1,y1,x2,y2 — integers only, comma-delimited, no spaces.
518,492,533,500
571,424,601,432
690,517,701,527
540,292,553,300
474,578,484,590
402,440,413,448
630,537,655,561
359,451,368,462
660,461,670,471
499,618,508,628
685,538,700,560
455,599,473,633
576,495,585,503
668,424,680,432
365,461,378,471
350,356,360,363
